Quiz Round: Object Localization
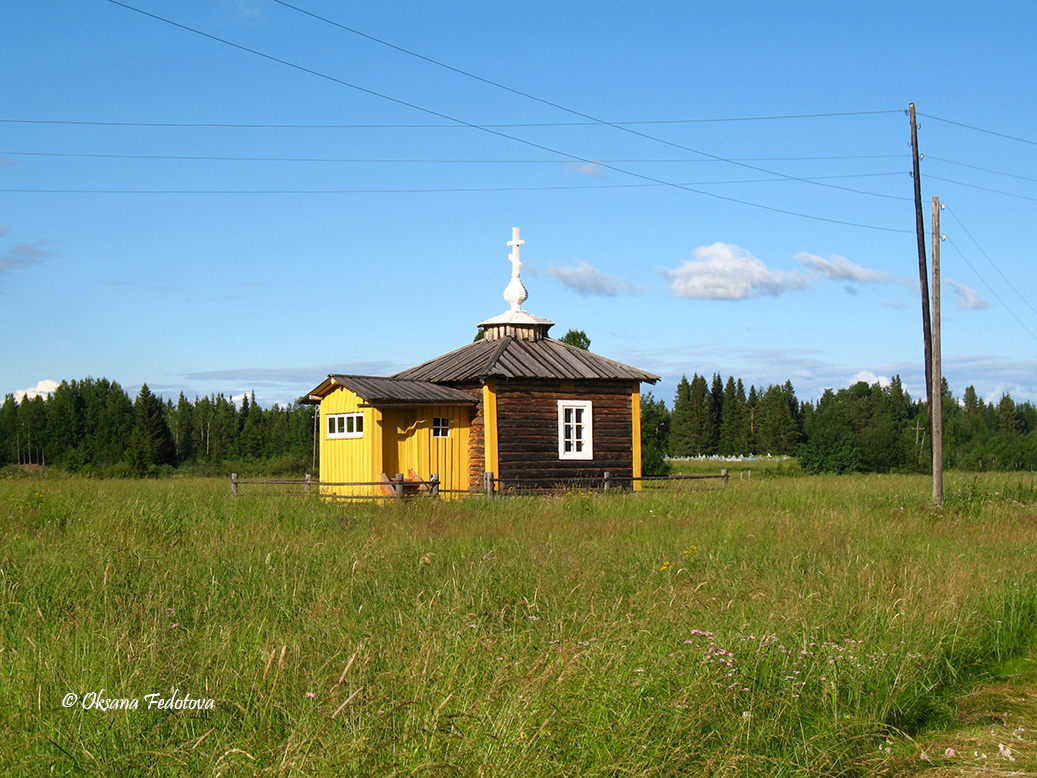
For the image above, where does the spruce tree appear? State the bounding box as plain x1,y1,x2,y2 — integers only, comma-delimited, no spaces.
170,393,196,464
0,394,17,467
239,392,266,459
668,375,694,457
124,384,176,476
718,376,746,456
709,374,724,454
688,374,715,455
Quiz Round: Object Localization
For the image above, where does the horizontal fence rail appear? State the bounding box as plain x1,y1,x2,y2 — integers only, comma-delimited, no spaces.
481,469,729,496
231,469,729,501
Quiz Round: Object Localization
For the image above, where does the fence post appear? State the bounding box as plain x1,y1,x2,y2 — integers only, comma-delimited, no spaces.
429,473,440,500
305,473,312,496
721,468,729,487
484,471,496,498
603,470,612,491
393,473,405,501
231,473,238,495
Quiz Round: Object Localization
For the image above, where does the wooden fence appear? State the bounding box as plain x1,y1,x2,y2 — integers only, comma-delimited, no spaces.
231,469,728,500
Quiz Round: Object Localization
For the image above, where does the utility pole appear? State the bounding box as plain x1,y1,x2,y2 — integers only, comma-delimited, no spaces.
909,104,933,425
931,196,943,504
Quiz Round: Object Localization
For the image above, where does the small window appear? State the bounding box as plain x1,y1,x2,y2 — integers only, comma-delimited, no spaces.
557,400,593,460
327,412,363,439
432,417,450,438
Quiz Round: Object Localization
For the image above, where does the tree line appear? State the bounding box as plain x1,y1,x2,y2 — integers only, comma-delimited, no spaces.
4,372,1035,478
1,378,316,477
640,372,1037,475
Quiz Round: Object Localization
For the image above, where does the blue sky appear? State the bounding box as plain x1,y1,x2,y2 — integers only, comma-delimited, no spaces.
3,0,1036,409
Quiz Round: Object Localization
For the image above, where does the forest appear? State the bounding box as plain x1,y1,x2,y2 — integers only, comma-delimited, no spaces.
639,372,1037,475
0,378,315,477
3,372,1037,477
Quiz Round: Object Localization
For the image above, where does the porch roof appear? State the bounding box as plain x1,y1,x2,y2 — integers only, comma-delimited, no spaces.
304,375,478,406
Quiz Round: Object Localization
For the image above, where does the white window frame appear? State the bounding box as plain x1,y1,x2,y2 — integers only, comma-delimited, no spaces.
327,412,364,439
432,417,450,438
557,400,593,460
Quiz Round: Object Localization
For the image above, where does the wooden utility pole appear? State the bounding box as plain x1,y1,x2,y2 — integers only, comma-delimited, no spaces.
909,104,933,422
931,196,943,503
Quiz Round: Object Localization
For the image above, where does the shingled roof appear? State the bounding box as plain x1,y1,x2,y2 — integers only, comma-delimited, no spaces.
391,336,659,384
305,375,478,406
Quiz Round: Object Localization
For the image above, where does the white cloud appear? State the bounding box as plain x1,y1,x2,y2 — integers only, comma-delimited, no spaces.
795,252,895,284
15,379,59,402
543,260,634,296
850,370,891,388
664,243,806,300
945,279,987,310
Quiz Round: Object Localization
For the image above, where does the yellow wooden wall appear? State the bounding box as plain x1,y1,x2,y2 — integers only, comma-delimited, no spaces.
319,388,470,498
318,387,383,498
380,405,470,493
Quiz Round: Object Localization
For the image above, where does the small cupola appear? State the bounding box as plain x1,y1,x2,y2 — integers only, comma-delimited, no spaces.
478,227,554,342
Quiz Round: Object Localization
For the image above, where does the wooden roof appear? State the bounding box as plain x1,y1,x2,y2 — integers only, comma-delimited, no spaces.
391,336,660,384
305,375,478,406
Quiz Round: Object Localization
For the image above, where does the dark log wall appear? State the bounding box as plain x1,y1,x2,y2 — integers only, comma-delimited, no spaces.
451,382,485,490
495,379,633,484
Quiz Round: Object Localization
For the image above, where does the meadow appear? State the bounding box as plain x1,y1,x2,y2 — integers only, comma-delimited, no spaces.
2,471,1037,776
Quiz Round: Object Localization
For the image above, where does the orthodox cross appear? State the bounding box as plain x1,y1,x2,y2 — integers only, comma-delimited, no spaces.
507,227,524,278
503,227,528,312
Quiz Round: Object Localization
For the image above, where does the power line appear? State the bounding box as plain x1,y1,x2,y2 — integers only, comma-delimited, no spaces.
919,113,1037,147
0,149,907,164
0,148,911,197
926,175,1037,202
0,116,904,129
945,237,1037,343
944,205,1037,321
272,0,900,198
0,173,908,195
926,155,1037,184
102,0,910,233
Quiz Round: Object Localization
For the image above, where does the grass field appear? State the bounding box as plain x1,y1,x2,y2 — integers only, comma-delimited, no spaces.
2,471,1037,776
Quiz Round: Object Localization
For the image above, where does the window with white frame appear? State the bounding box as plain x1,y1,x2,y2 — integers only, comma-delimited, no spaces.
327,412,364,439
432,417,450,438
557,400,593,460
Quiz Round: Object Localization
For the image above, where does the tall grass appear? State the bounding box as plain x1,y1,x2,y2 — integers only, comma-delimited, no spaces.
2,473,1036,776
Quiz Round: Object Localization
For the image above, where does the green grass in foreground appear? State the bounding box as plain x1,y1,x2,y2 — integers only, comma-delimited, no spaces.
2,473,1037,776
